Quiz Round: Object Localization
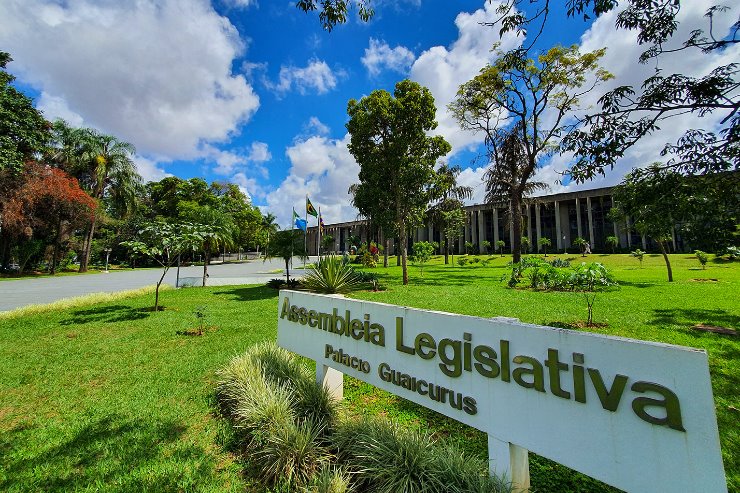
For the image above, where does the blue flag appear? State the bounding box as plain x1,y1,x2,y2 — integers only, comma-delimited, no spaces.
295,217,307,231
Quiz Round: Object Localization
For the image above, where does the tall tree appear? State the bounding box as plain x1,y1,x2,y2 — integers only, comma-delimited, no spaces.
265,229,307,283
179,204,236,286
347,79,451,285
450,46,611,263
1,163,96,273
62,128,141,272
489,1,739,180
427,164,472,264
609,166,687,282
0,52,49,173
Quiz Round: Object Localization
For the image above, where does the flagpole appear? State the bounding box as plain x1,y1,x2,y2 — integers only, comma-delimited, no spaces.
318,207,322,259
304,195,308,268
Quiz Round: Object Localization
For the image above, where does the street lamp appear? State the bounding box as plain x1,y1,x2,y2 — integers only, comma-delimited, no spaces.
104,248,112,273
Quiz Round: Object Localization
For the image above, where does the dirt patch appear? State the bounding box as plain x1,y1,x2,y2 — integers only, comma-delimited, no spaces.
176,326,217,336
550,321,609,330
691,324,736,336
689,278,719,282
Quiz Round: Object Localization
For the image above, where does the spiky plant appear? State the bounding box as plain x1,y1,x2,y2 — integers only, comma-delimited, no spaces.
301,255,362,294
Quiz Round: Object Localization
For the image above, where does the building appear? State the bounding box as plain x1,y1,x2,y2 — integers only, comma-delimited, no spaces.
306,185,685,255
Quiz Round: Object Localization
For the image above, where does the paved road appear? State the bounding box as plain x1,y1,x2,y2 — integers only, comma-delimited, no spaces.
0,258,317,312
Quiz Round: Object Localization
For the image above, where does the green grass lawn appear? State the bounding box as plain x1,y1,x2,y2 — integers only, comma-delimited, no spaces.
1,253,737,492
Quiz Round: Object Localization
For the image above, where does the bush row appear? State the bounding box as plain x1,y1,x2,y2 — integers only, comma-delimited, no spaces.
216,343,510,493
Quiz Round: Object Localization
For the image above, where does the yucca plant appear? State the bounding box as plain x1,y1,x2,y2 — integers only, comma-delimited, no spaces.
302,255,362,294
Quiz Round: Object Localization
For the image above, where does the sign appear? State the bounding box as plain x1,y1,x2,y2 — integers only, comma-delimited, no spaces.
277,290,727,493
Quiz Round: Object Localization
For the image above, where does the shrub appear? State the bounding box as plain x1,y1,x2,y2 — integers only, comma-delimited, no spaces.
216,343,339,489
411,241,436,278
605,235,619,253
457,257,469,266
630,249,645,268
481,240,491,253
725,245,739,260
302,466,354,493
695,250,708,269
254,421,332,487
569,262,618,326
464,241,474,254
302,255,362,294
266,278,286,289
538,237,552,256
471,257,480,264
548,258,570,268
496,240,506,256
333,419,508,493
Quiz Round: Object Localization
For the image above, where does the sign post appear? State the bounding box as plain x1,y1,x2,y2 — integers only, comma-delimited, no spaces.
278,290,727,493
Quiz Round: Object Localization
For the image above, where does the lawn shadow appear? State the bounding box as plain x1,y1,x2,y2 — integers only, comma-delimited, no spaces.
649,308,740,330
59,305,151,325
212,284,278,302
613,280,657,289
0,415,215,492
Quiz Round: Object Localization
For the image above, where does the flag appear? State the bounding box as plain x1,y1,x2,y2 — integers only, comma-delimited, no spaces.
306,196,318,217
293,208,307,231
319,214,325,233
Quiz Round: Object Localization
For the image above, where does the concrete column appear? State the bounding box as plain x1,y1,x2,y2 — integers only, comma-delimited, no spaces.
478,210,487,253
316,364,343,401
671,227,677,252
575,197,583,239
489,435,530,493
526,205,533,251
641,234,647,250
555,201,562,251
613,220,619,242
472,210,479,247
464,211,471,243
428,223,433,243
626,218,632,248
586,196,595,247
535,204,542,251
493,208,500,247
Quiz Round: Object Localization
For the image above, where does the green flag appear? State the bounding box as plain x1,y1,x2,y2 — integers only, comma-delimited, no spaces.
306,196,318,217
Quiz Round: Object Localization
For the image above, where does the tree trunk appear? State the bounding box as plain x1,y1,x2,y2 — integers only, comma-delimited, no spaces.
400,226,409,285
50,218,62,275
155,267,168,311
384,238,390,268
511,195,523,264
202,246,210,287
285,258,291,283
444,236,450,265
657,240,673,282
79,217,96,272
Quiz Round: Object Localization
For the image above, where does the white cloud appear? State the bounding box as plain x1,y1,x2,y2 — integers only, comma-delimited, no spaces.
223,0,257,8
132,155,170,183
0,0,260,160
361,38,415,76
409,0,523,153
306,116,331,136
36,91,85,127
266,134,360,227
270,59,340,95
246,141,271,162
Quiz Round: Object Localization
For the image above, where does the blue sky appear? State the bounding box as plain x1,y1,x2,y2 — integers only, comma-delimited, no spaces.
1,0,735,227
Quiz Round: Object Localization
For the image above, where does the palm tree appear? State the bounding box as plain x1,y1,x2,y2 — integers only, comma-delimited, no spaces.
428,164,473,264
54,125,141,272
483,125,548,264
261,212,278,257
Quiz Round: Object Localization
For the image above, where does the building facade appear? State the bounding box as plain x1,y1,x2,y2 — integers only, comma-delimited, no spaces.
306,185,685,256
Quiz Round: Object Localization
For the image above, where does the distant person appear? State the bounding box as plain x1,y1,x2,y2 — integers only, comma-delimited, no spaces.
585,242,592,255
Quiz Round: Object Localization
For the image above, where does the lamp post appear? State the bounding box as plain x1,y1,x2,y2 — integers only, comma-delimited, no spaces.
104,248,112,273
